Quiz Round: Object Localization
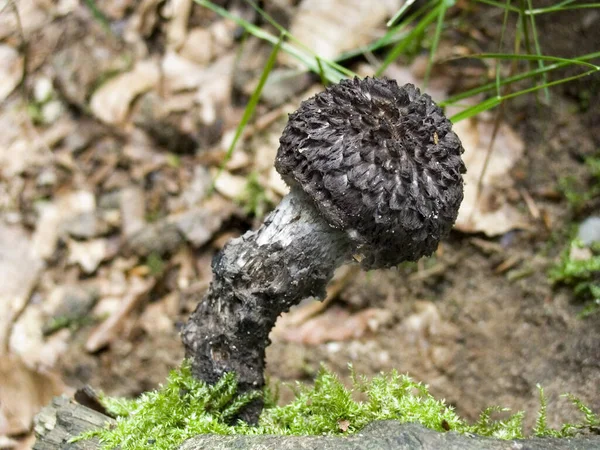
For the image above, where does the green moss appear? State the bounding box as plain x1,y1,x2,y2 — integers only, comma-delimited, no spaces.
558,156,600,211
75,362,599,449
549,239,600,317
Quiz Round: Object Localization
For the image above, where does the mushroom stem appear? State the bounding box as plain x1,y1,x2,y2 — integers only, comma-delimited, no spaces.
181,187,352,423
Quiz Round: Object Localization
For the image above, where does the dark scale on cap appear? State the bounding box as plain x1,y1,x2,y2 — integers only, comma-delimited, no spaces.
275,77,466,269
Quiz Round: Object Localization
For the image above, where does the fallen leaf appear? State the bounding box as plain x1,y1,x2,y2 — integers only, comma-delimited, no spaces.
165,0,192,50
453,114,529,236
0,45,23,102
281,0,402,66
85,276,155,352
120,185,147,238
90,60,160,125
212,170,248,200
67,239,109,274
9,304,70,370
0,355,66,436
138,293,178,334
0,0,48,40
173,200,235,248
128,0,163,37
0,225,44,353
31,190,96,260
275,306,392,345
338,419,351,432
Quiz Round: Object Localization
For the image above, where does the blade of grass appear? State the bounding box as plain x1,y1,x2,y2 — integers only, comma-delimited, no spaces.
495,0,511,97
450,68,599,122
448,53,599,70
441,51,600,106
241,0,357,80
376,0,441,76
424,0,453,88
337,0,433,62
83,0,112,34
387,0,418,27
315,56,328,86
211,32,284,189
194,0,352,83
474,0,600,15
525,0,549,101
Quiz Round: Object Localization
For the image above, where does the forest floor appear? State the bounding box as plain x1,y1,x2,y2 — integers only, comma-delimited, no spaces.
0,1,599,448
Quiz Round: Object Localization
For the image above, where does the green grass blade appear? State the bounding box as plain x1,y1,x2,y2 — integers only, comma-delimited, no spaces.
83,0,112,33
337,0,432,62
495,0,511,97
452,53,599,70
194,0,352,83
450,96,502,122
387,0,418,26
212,32,284,188
475,0,600,14
441,51,600,106
473,0,598,14
450,68,598,122
376,0,441,76
242,0,357,80
525,0,549,101
316,56,328,86
424,0,453,87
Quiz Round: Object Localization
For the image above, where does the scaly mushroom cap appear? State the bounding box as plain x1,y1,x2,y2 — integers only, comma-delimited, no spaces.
275,77,466,269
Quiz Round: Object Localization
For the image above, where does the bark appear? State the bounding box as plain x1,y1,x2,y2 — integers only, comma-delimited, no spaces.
181,187,352,422
34,397,600,450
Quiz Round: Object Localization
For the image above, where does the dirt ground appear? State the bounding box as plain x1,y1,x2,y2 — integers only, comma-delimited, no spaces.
0,1,599,447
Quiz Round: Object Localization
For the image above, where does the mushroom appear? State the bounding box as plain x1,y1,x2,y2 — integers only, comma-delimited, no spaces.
181,77,466,423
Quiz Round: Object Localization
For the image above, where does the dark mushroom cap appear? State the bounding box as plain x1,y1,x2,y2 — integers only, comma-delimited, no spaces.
275,77,466,269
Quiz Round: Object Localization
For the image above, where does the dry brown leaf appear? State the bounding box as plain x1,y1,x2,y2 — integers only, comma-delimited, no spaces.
281,0,402,66
0,45,23,102
138,293,178,334
211,169,247,200
276,306,392,345
162,51,206,92
0,0,48,40
453,114,529,236
90,60,160,125
0,225,44,354
0,355,66,436
85,276,155,352
128,0,163,37
165,0,192,50
338,419,351,432
9,304,70,370
0,109,63,178
67,239,109,274
31,190,96,260
120,185,146,237
400,301,459,348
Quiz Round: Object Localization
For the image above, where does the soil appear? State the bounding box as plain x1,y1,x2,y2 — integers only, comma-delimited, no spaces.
2,0,599,444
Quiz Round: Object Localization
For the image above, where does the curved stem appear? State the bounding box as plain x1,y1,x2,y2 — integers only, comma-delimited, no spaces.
181,188,352,423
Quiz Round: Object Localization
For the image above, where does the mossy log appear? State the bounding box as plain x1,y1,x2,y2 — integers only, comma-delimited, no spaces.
34,396,600,450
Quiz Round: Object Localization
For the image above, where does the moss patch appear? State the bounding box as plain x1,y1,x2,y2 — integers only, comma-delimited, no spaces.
550,239,600,317
76,362,600,449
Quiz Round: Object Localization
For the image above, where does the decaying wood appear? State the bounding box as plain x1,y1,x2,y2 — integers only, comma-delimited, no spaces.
34,397,600,450
33,396,113,450
181,188,352,422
